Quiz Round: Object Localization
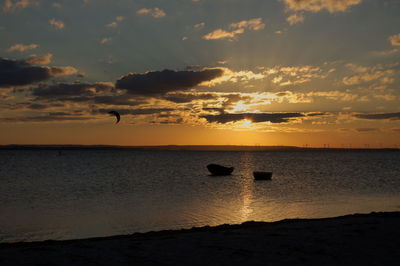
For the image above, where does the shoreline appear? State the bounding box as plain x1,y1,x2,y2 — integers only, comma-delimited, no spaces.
1,212,399,265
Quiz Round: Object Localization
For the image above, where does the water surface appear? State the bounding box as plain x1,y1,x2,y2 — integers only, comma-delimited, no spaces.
1,150,399,242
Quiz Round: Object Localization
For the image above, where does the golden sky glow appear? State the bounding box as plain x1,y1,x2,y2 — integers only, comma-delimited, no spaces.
0,0,400,147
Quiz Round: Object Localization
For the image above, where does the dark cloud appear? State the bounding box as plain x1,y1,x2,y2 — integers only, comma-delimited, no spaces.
354,112,400,120
275,92,288,97
307,112,327,117
0,58,52,87
95,108,174,115
115,69,223,96
33,82,113,98
54,95,146,106
32,83,147,107
2,101,66,111
201,112,304,124
27,103,51,110
0,113,91,123
91,95,146,106
0,57,77,88
222,94,254,109
164,92,218,103
202,107,225,113
356,128,380,132
153,118,184,125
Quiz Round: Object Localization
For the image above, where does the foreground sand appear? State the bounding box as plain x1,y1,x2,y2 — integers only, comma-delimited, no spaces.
1,212,399,266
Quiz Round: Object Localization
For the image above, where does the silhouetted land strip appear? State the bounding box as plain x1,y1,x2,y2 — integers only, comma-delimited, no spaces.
0,144,399,152
1,212,399,265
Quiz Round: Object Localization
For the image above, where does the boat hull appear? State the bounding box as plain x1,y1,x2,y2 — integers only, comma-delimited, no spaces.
253,171,272,180
207,164,234,176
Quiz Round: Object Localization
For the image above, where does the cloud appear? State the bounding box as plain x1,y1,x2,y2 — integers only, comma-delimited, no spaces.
106,22,117,28
106,16,125,28
7,43,38,52
201,112,305,124
36,93,146,107
2,0,34,12
230,18,266,31
203,18,265,41
287,13,305,25
100,37,112,44
33,82,113,98
354,112,400,120
202,67,266,86
3,101,66,111
48,66,78,76
203,29,244,40
96,108,174,116
356,128,379,132
373,94,397,101
49,18,65,29
194,22,205,29
343,63,396,85
0,91,13,100
164,92,218,103
0,57,78,88
265,65,327,86
116,68,223,96
0,113,92,123
136,7,166,18
389,33,400,46
370,48,400,57
26,53,53,65
307,91,359,101
90,95,145,106
281,0,362,13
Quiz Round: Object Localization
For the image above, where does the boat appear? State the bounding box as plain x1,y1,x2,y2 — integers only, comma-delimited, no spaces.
253,171,272,180
207,164,234,176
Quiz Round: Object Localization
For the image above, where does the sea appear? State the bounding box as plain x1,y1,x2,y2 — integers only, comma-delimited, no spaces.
1,149,399,243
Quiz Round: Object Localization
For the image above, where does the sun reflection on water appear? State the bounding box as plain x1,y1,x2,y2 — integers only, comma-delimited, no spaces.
238,152,256,222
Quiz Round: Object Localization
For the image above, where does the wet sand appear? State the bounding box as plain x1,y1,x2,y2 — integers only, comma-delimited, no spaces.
1,212,399,265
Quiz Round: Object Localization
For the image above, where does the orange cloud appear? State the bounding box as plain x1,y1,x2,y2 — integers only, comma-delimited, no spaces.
287,13,305,25
203,18,265,41
100,37,112,44
49,18,65,29
282,0,362,13
136,7,166,18
389,33,400,46
343,64,396,85
2,0,34,12
7,43,38,52
26,53,53,64
203,29,244,40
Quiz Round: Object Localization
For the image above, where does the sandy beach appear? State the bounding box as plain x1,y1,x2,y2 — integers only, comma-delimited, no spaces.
1,212,399,265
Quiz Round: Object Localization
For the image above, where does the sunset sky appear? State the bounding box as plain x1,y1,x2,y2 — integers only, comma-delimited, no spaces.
1,0,400,147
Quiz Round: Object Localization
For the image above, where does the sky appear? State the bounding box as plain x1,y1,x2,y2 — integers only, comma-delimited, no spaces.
1,0,400,147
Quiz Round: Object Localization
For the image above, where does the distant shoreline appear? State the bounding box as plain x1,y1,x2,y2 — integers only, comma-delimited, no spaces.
0,144,399,152
1,212,399,265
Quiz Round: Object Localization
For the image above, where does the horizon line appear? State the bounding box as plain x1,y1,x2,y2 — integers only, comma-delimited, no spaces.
0,144,398,151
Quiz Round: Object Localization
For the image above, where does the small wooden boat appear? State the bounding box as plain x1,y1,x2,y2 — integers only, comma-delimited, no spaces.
253,171,272,180
207,164,234,176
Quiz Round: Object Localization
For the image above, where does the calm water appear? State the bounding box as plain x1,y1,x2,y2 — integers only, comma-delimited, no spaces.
0,150,399,243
